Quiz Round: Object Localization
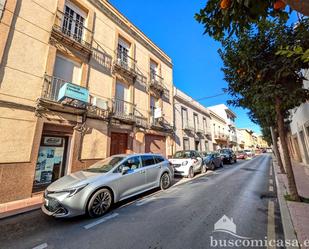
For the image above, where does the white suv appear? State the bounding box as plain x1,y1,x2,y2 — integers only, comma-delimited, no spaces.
169,150,206,178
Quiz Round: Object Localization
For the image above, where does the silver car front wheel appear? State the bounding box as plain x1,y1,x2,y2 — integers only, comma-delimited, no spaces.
88,188,112,218
160,172,171,190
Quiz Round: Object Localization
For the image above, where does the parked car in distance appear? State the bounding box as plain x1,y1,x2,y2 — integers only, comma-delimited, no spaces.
169,150,206,178
42,154,173,218
219,149,237,164
244,149,254,158
236,150,248,160
201,152,223,170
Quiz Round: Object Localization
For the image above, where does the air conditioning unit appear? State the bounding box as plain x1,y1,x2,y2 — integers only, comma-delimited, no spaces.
92,96,108,110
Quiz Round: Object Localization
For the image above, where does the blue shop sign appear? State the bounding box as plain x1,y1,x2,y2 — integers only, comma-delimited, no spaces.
57,83,89,103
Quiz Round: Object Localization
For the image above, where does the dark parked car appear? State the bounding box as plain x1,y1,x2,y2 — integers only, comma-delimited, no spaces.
219,149,237,164
201,152,223,170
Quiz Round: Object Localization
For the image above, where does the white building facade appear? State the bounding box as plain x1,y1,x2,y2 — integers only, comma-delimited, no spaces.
208,104,238,150
286,70,309,166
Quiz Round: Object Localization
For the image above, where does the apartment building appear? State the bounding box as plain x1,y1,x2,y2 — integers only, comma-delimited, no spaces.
208,104,237,150
0,0,174,204
173,88,213,153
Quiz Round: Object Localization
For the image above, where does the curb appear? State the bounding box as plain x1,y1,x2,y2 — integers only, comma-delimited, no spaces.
272,158,300,249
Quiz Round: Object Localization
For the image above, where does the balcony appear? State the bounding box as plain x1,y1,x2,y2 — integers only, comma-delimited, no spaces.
230,135,238,143
195,128,205,135
183,123,195,132
111,98,136,123
51,9,93,56
113,49,138,80
204,127,212,137
214,133,228,141
149,70,165,94
40,75,86,107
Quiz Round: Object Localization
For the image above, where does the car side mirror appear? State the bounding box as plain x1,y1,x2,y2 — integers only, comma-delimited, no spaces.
121,166,131,175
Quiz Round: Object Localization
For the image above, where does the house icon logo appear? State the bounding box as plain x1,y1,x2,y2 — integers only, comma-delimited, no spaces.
214,215,236,234
213,215,251,239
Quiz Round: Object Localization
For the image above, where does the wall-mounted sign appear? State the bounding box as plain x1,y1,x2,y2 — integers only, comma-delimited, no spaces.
42,137,63,147
57,83,89,104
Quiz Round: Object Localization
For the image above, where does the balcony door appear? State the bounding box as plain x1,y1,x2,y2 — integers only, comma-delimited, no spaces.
150,96,159,123
150,60,158,82
52,55,82,101
117,37,131,67
62,2,86,43
181,108,188,129
115,81,130,116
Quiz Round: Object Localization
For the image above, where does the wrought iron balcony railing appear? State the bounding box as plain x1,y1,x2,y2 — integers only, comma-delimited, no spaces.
112,98,136,122
113,49,137,78
149,70,165,92
51,9,93,52
214,133,229,141
183,123,195,132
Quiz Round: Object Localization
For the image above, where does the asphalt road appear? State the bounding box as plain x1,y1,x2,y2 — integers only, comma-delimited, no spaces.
0,154,284,249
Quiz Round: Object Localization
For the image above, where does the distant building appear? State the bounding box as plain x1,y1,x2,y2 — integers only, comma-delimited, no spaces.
237,129,254,150
208,104,237,150
173,88,213,152
209,110,228,150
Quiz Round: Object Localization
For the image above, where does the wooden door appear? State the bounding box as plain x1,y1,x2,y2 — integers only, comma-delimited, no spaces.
110,133,128,156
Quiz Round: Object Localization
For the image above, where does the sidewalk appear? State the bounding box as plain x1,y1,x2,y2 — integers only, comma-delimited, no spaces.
0,195,43,219
274,158,309,249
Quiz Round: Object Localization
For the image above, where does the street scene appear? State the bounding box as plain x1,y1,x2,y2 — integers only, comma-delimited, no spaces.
2,155,285,249
0,0,308,248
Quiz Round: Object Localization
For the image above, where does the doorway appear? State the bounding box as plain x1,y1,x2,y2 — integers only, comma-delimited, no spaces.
110,132,128,155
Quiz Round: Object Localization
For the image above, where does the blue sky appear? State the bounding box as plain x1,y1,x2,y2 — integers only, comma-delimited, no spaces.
109,0,289,134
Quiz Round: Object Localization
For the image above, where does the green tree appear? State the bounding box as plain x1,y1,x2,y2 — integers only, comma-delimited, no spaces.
219,19,309,201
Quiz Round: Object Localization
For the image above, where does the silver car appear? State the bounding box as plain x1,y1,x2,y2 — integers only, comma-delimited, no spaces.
42,154,173,218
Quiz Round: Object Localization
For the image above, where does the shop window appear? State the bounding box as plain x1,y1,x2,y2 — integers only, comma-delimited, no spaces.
33,136,68,192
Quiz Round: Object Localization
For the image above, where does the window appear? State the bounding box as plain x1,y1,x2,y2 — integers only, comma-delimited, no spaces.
193,114,198,131
117,37,130,65
54,55,82,84
181,108,188,128
203,118,207,132
0,0,6,20
150,96,159,122
115,81,130,114
183,138,190,150
150,60,159,81
154,155,164,164
62,3,86,43
141,155,156,167
117,156,141,172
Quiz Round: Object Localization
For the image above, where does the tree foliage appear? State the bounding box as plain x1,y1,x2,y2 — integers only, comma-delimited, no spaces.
219,19,309,118
195,0,289,41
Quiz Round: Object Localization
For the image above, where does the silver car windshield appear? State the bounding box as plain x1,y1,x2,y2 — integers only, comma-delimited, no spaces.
84,156,124,173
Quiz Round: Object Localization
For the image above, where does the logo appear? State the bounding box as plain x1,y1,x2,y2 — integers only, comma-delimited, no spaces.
213,215,251,239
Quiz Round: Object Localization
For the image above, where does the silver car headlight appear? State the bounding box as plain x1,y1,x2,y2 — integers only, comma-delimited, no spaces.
182,161,188,166
54,184,88,197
